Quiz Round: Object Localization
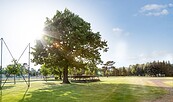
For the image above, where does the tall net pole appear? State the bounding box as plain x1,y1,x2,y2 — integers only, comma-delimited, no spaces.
28,43,30,87
0,38,3,90
0,38,31,88
0,38,3,102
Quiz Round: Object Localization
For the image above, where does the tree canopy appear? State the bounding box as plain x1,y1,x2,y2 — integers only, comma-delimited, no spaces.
31,9,108,83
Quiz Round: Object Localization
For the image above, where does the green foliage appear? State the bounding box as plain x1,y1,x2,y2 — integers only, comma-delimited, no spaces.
40,64,62,79
102,61,115,76
30,68,37,76
40,64,51,77
5,63,21,75
0,67,6,74
31,9,108,83
84,62,99,75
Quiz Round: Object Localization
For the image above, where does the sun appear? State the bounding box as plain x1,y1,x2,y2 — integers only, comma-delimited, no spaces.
27,23,44,41
22,22,44,42
15,11,45,43
14,22,44,43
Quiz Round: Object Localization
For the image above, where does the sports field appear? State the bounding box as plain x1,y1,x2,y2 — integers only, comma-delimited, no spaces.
1,77,173,102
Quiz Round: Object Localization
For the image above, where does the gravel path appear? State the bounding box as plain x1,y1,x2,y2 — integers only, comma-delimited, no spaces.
150,79,173,102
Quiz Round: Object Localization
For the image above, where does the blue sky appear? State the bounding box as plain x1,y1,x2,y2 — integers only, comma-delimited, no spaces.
0,0,173,68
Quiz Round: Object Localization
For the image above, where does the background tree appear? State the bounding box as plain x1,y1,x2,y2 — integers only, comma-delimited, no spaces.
84,62,99,76
32,9,108,84
20,63,28,75
51,66,62,80
5,62,21,84
102,61,115,76
118,67,127,76
30,68,37,76
40,64,51,80
106,60,173,77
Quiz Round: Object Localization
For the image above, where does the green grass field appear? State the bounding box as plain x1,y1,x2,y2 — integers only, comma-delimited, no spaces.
1,77,173,102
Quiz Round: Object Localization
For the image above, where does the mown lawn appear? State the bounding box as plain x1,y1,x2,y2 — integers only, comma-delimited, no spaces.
1,77,171,102
162,77,173,87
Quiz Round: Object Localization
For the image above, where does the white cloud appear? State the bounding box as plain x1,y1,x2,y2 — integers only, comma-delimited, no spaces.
128,51,173,65
112,27,130,37
161,9,169,15
139,3,173,16
113,27,123,33
141,4,166,12
146,9,169,16
168,3,173,7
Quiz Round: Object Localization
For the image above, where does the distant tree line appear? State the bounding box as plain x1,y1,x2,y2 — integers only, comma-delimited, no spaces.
102,61,173,77
39,60,173,78
1,63,38,77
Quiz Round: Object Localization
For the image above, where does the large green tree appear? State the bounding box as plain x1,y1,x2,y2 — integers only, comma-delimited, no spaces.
32,9,108,84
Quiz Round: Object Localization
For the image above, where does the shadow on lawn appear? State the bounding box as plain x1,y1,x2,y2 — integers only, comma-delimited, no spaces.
20,87,29,102
1,85,14,90
19,82,168,102
3,79,60,83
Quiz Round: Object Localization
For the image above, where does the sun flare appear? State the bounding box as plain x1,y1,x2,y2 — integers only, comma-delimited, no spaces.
28,24,44,41
22,22,44,42
13,11,45,43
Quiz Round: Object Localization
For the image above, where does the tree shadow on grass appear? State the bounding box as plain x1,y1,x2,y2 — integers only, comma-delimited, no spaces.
43,82,57,86
1,86,14,90
19,87,29,102
19,82,168,102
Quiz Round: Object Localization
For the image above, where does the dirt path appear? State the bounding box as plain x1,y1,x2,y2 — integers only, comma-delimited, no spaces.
150,79,173,102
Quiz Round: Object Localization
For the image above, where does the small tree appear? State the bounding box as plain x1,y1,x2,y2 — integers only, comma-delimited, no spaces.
40,64,51,80
5,62,21,84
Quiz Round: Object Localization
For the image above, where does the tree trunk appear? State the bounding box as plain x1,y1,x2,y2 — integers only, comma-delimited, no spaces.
59,71,62,80
62,66,70,84
14,74,16,84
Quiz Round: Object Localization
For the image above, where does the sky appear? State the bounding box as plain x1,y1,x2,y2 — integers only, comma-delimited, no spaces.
0,0,173,69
